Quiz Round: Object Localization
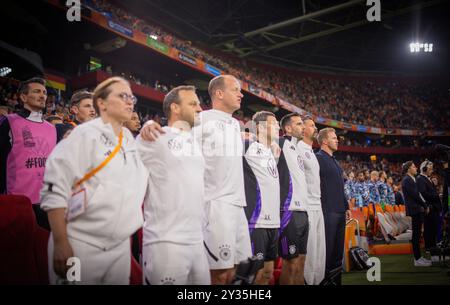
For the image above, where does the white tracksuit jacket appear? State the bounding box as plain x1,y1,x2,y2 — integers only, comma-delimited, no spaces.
40,118,148,251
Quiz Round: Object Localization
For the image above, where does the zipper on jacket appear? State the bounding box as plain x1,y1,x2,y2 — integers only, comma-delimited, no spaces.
121,147,127,164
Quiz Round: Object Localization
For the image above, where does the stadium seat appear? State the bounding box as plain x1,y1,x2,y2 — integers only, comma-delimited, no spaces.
270,257,283,285
374,201,413,243
348,198,356,209
130,256,143,285
0,195,49,284
344,219,359,272
376,212,396,241
362,206,369,222
351,210,366,232
129,227,143,285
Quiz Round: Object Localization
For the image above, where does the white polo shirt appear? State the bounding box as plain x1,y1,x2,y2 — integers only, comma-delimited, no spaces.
297,140,322,207
278,137,309,211
194,109,246,206
243,141,280,228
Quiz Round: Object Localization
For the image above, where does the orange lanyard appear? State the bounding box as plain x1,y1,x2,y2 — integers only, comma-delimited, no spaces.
74,130,123,188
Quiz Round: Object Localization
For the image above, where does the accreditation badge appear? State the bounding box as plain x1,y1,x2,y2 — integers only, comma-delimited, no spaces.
67,187,87,221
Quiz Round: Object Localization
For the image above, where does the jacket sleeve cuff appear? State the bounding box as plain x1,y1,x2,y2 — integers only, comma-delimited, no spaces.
40,193,68,212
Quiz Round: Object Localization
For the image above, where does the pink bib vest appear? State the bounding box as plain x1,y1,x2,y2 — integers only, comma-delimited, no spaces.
6,114,56,204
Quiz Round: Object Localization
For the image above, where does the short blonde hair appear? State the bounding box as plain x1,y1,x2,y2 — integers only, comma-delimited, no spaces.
208,74,237,100
92,77,129,114
317,127,336,145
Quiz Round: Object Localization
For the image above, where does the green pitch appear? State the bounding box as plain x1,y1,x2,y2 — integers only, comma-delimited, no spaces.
343,254,450,285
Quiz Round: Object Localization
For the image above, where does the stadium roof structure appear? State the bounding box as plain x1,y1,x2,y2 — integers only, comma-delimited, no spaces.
115,0,450,76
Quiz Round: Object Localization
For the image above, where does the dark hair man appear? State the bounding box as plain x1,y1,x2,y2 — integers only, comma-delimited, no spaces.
401,161,431,267
68,90,95,126
277,113,310,285
0,77,56,229
243,111,280,285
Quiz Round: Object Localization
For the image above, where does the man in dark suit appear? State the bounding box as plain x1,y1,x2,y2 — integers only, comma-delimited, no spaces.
315,128,351,284
401,161,431,267
417,161,442,261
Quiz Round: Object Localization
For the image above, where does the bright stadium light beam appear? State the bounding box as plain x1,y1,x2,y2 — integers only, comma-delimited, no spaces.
0,67,12,77
409,42,434,53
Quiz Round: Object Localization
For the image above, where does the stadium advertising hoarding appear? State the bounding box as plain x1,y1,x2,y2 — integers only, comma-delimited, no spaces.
178,52,198,66
400,129,414,136
330,121,340,128
342,123,353,130
106,18,134,38
357,125,368,132
386,128,395,135
248,85,261,95
370,127,382,134
432,130,446,136
146,36,169,55
205,64,221,76
315,117,327,124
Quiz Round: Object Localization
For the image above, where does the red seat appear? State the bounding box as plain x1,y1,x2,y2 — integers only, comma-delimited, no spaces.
275,257,283,269
271,269,282,285
0,195,49,284
129,227,143,285
130,256,143,285
0,195,143,285
270,257,283,285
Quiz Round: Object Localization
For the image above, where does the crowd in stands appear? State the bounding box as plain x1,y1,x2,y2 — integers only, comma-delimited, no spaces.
83,0,450,131
243,69,450,130
337,131,442,149
0,75,444,152
2,74,441,194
